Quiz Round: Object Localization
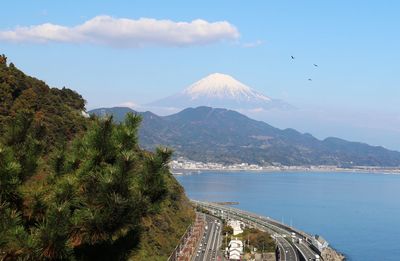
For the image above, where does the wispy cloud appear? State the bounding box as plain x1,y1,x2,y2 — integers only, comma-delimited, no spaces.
119,101,140,109
0,16,240,48
242,40,264,48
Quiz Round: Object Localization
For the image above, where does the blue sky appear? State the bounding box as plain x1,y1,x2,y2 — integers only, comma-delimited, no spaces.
1,1,399,149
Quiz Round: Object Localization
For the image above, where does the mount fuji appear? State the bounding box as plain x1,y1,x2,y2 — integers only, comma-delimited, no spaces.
146,73,292,111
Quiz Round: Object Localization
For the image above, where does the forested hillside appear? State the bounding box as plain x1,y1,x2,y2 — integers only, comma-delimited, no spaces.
0,55,194,260
90,106,400,167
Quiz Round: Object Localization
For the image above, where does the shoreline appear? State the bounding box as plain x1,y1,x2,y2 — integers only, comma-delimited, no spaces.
170,159,400,175
172,167,400,175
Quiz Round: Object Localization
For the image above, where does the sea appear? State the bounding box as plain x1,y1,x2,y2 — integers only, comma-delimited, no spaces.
176,171,400,261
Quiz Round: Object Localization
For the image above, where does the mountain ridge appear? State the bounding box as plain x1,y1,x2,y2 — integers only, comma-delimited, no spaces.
89,106,400,167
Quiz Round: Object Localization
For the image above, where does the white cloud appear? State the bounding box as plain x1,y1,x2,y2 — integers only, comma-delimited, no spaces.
0,16,240,48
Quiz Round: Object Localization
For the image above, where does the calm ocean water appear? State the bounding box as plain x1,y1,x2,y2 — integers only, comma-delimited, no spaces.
176,171,400,261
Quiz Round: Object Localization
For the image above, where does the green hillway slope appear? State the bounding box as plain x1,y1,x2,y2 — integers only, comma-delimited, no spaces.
0,55,194,260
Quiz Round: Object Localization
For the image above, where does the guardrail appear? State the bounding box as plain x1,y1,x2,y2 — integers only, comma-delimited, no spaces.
167,223,193,261
168,213,205,261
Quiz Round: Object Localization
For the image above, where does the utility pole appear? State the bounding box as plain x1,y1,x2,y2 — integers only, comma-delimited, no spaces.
225,232,228,259
263,242,265,261
248,235,250,253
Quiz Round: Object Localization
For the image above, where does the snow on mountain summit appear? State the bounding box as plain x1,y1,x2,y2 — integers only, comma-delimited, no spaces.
184,73,271,101
146,73,292,112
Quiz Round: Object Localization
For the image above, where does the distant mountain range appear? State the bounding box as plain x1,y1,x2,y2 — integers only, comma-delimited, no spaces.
146,73,292,111
89,106,400,167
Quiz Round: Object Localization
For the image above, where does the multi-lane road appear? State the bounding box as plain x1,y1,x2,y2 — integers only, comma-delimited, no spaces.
193,200,321,261
192,214,222,261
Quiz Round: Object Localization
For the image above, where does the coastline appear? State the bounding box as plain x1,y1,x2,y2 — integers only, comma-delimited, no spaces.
170,158,400,175
322,246,346,261
171,166,400,175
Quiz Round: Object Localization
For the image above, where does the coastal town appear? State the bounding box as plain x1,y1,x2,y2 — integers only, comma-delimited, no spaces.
170,158,400,174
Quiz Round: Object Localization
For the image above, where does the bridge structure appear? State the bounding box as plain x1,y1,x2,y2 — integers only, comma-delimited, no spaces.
192,200,323,261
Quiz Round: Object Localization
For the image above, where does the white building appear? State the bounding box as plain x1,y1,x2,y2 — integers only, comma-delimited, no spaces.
312,235,329,252
228,239,243,260
227,220,244,235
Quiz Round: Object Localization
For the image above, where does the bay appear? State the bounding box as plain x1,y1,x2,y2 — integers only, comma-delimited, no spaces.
176,171,400,261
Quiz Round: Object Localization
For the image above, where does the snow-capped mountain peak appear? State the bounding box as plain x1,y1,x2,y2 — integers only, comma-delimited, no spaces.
183,73,271,101
146,73,292,112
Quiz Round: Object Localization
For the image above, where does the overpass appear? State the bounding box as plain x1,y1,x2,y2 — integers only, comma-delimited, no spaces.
192,200,322,261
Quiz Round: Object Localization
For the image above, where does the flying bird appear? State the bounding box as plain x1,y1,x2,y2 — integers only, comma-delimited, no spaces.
291,56,295,60
308,78,312,81
313,64,318,67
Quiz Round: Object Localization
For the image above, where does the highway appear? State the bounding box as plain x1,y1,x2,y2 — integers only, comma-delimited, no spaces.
274,234,298,261
224,210,299,261
193,200,321,261
296,241,319,261
192,214,221,261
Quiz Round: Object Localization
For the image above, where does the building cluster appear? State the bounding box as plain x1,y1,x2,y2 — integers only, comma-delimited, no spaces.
224,219,245,260
169,158,263,171
170,158,400,174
